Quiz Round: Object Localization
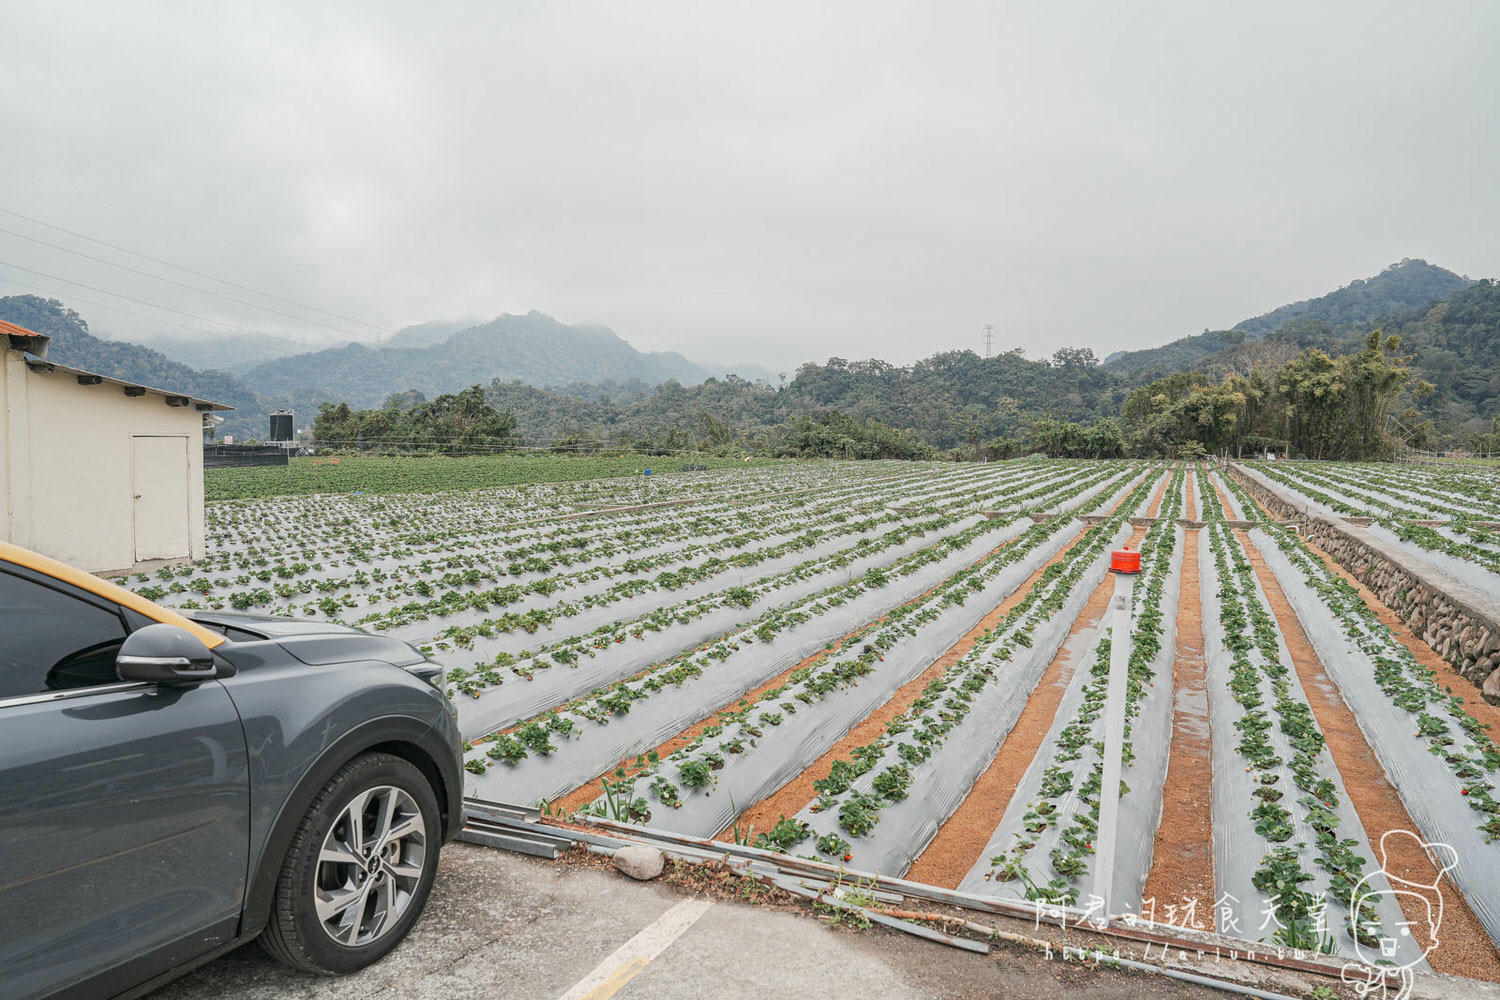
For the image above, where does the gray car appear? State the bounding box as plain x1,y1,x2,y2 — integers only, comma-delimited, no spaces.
0,545,465,1000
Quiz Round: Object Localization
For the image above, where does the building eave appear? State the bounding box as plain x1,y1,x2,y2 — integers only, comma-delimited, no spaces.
17,356,235,411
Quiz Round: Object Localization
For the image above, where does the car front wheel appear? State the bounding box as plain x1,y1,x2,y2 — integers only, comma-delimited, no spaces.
260,752,442,974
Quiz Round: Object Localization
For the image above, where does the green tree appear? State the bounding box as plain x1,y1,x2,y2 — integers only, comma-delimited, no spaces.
1469,416,1500,455
1276,331,1416,459
314,385,516,454
1082,418,1126,458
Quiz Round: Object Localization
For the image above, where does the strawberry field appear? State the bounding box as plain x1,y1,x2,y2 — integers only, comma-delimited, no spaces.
1240,460,1500,595
203,452,784,500
118,457,1500,977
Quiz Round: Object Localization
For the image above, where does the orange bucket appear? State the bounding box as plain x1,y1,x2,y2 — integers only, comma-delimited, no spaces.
1110,549,1141,574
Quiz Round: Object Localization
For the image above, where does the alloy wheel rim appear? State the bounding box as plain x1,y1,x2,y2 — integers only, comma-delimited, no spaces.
314,784,426,947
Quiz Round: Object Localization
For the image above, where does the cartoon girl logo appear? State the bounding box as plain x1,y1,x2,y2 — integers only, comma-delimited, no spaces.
1341,829,1456,1000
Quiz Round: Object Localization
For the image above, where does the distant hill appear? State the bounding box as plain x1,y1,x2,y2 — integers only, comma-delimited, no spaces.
0,299,781,442
123,321,479,374
1103,259,1474,380
378,319,481,352
0,295,272,437
140,330,314,372
245,311,715,410
135,315,776,386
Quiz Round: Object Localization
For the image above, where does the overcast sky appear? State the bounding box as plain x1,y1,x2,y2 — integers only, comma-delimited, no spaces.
2,0,1497,372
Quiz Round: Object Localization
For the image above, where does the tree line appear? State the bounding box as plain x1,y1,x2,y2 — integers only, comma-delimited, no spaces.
311,330,1434,462
313,386,518,453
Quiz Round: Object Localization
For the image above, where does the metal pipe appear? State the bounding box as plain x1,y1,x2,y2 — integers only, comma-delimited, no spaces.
771,879,991,954
560,813,1375,984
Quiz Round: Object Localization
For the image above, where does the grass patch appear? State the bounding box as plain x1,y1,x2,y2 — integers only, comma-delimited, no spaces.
206,453,785,500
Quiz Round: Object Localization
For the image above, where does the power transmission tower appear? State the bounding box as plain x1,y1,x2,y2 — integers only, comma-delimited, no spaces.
983,324,994,358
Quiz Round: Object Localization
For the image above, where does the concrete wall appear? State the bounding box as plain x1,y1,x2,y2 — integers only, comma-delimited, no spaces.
1227,462,1500,704
1,349,206,573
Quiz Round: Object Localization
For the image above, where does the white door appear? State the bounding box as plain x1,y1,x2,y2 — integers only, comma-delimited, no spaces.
132,435,191,562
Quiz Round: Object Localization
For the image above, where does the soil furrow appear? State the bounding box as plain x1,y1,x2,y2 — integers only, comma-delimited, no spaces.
1141,468,1214,927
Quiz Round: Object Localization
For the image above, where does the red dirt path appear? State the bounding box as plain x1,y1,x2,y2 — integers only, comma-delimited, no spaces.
1140,467,1215,928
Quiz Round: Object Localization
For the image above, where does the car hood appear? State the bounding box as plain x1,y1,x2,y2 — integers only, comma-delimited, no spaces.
189,610,428,668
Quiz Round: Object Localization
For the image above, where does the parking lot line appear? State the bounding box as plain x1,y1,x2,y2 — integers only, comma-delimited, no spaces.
555,897,714,1000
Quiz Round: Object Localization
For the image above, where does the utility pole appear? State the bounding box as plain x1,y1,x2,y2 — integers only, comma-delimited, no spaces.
983,324,994,358
1093,545,1140,918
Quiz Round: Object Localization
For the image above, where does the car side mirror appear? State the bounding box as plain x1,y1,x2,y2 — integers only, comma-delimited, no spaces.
117,624,218,685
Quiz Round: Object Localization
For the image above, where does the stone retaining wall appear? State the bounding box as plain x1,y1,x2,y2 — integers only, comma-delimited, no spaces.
1226,463,1500,704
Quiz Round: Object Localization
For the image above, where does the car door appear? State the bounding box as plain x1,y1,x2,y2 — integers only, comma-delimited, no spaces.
0,566,250,1000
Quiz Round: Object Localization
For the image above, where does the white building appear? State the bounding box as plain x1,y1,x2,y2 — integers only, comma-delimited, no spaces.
1,321,231,573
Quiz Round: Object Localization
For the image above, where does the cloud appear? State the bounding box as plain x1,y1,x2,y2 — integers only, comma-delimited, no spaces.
2,0,1496,372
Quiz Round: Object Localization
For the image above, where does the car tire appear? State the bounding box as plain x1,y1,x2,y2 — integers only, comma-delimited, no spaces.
260,752,442,974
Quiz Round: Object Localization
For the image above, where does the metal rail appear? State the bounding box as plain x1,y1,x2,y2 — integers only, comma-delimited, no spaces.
457,797,1390,997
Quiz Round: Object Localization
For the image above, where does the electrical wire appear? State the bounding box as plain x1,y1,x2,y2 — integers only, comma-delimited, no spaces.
0,206,388,334
0,155,386,293
0,257,314,351
0,141,287,246
0,156,450,348
0,275,287,345
0,145,491,352
0,225,388,342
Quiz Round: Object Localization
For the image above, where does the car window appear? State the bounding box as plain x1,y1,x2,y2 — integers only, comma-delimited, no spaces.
0,570,130,699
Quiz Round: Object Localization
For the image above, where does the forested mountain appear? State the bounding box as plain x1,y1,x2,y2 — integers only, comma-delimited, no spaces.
463,267,1500,450
1367,280,1500,437
347,324,1438,461
134,319,486,372
1102,260,1474,380
1233,259,1473,334
132,316,776,385
0,295,270,437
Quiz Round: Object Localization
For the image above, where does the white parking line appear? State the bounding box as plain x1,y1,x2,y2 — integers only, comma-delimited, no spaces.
554,897,714,1000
